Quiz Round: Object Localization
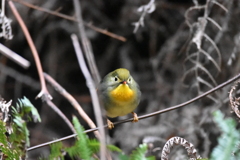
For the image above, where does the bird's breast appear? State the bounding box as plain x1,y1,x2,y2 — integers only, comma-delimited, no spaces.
110,84,134,102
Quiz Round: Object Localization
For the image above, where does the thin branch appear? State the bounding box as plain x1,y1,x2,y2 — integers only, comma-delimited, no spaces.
212,0,228,12
45,99,76,134
71,34,106,160
72,0,100,85
0,63,39,90
0,43,30,69
8,1,52,100
207,17,222,31
27,72,240,151
44,72,101,139
12,0,126,42
85,22,126,42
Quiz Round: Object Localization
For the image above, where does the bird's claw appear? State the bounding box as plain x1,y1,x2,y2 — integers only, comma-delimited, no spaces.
132,112,139,122
107,119,114,129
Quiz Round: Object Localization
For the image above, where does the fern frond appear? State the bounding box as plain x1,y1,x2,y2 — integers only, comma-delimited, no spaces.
129,143,154,160
182,0,229,99
65,116,92,159
0,117,21,159
211,110,240,160
49,142,64,160
161,136,201,160
11,97,41,148
14,96,41,123
118,153,130,160
107,144,122,153
87,138,121,154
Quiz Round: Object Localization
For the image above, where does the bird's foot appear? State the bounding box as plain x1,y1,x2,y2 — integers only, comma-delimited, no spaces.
132,112,138,123
107,119,114,129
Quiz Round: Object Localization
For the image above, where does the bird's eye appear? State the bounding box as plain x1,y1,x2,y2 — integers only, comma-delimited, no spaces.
128,78,131,82
114,77,118,81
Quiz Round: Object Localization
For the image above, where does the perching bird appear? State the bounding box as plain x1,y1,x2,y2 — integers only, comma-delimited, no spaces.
99,68,141,129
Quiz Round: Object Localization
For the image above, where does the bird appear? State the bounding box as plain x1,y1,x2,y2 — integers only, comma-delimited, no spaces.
99,68,141,129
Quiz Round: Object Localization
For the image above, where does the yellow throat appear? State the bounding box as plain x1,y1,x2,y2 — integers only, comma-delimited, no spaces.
110,83,134,102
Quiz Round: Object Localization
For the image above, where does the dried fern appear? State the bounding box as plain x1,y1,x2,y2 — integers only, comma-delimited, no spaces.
0,0,13,39
182,0,229,100
229,80,240,119
161,136,202,160
132,0,156,33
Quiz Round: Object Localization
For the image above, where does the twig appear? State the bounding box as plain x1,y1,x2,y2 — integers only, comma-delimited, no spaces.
84,22,126,42
0,63,39,90
12,0,126,42
8,1,52,100
71,34,106,160
45,99,76,133
27,72,240,151
72,0,100,85
0,43,30,69
132,0,156,33
44,72,100,139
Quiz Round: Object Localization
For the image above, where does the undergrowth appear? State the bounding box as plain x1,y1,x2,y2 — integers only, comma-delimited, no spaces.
43,116,155,160
0,97,41,159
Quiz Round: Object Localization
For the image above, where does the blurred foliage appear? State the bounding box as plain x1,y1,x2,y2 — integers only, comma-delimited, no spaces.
210,110,240,160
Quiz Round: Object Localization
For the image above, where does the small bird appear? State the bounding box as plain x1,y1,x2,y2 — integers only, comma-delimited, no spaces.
99,68,141,129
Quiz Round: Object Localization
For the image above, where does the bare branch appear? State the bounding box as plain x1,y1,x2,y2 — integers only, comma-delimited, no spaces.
0,43,30,69
44,72,101,139
71,34,106,160
8,1,52,100
13,0,126,42
45,99,76,133
132,0,156,33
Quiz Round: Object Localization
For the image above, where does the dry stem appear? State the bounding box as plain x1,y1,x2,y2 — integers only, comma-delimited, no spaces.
8,1,52,100
44,72,100,139
12,0,126,42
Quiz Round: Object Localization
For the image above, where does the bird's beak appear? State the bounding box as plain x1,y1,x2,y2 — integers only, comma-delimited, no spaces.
122,80,127,84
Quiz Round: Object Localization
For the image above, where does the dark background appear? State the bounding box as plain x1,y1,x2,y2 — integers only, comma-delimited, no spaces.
1,0,240,159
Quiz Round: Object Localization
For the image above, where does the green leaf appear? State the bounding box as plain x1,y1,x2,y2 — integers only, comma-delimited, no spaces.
0,121,8,146
107,144,122,152
0,120,20,159
129,143,150,160
49,142,64,160
118,153,129,160
146,156,156,160
88,139,122,153
20,97,41,122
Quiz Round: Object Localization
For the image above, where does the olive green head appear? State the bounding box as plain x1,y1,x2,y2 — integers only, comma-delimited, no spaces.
101,68,136,89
